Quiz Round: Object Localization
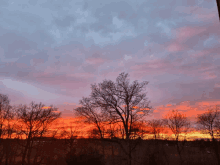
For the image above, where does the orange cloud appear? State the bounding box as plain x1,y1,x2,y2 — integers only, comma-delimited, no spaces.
155,100,220,120
42,106,51,109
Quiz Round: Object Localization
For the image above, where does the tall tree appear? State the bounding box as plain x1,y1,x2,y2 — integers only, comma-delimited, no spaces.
75,72,152,165
89,72,151,140
16,102,61,165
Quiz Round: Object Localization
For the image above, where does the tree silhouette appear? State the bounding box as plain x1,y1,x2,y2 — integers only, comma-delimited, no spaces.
147,119,165,140
0,93,13,140
164,110,190,141
75,72,152,165
75,97,106,139
0,93,15,165
197,105,220,165
16,102,61,165
197,105,220,140
164,110,190,165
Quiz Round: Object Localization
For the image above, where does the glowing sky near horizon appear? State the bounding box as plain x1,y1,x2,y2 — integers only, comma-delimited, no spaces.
0,0,220,124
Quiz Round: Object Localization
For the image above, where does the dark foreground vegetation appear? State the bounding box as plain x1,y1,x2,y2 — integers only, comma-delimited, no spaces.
0,138,220,165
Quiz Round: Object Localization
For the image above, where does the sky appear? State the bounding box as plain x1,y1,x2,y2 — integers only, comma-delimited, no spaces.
0,0,220,123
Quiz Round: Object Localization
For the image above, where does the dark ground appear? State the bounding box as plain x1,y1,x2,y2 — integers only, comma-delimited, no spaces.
0,138,219,165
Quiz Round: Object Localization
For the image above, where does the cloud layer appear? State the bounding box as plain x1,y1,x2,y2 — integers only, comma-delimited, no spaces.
0,0,220,119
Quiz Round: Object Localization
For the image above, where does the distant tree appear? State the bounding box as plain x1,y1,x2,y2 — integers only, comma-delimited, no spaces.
16,102,61,165
197,106,220,140
164,110,190,165
74,72,152,165
0,93,15,165
0,93,13,139
164,110,190,141
147,119,165,140
75,97,106,139
59,121,80,152
197,105,220,165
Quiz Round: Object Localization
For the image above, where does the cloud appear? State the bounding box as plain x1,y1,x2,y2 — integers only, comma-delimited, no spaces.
85,57,106,65
0,0,219,121
153,100,220,121
0,78,61,103
167,42,184,52
53,15,75,28
214,83,220,88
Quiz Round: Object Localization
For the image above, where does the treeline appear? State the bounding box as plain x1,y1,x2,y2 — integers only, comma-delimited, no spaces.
73,72,220,165
1,72,220,165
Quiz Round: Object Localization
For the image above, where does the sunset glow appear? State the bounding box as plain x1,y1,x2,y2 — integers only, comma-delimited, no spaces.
1,2,220,165
0,0,219,142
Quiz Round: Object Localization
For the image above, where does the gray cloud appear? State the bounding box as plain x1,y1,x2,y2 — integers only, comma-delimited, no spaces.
54,15,75,28
0,0,219,116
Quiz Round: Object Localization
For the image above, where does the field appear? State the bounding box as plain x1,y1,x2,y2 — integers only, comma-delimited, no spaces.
0,138,219,165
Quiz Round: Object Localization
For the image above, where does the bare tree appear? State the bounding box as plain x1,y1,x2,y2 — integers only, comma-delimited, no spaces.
197,105,220,165
0,93,17,165
74,72,152,165
147,119,165,140
164,110,190,141
16,101,61,165
58,121,80,153
197,105,220,140
0,93,13,140
75,97,106,139
89,72,151,140
164,110,190,165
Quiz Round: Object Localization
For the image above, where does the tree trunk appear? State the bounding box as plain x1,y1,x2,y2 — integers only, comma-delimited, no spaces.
176,140,183,165
4,139,9,165
21,137,31,165
27,140,33,165
212,138,220,165
127,140,132,165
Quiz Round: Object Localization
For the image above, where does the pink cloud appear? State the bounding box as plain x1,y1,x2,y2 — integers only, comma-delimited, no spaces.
132,59,169,71
166,25,207,53
202,71,217,80
63,102,79,106
214,83,220,88
85,57,106,65
175,6,216,22
176,26,206,43
30,58,44,66
196,13,216,21
167,42,184,52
